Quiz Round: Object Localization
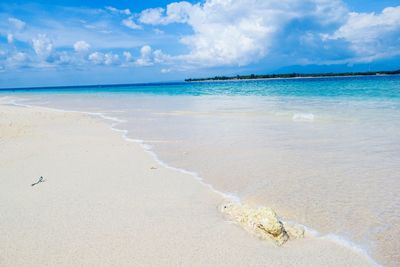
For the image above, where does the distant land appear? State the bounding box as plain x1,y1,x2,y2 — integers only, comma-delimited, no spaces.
185,69,400,82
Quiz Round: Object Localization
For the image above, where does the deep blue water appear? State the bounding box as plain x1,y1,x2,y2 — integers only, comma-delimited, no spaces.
1,75,400,99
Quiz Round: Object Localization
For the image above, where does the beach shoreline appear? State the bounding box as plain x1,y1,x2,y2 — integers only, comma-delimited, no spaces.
0,102,377,266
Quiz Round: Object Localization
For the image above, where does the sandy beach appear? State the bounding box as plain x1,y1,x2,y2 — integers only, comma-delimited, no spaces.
0,103,376,266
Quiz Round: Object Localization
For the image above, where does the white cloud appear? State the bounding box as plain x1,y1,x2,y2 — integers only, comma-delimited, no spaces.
136,45,153,66
105,6,141,30
161,68,171,73
153,49,171,63
138,8,165,25
73,40,91,52
2,6,144,51
0,50,29,70
325,6,400,58
32,34,53,59
139,0,348,67
7,34,14,44
104,53,119,65
122,17,142,30
139,2,193,25
312,0,348,24
10,52,28,63
123,51,133,62
88,52,104,64
88,51,119,65
8,17,26,30
153,28,164,35
56,51,74,65
132,45,172,67
105,6,131,16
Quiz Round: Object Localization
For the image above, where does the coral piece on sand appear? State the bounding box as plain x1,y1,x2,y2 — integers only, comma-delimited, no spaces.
220,202,304,246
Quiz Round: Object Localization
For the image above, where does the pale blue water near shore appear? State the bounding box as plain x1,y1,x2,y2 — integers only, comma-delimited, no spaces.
2,75,400,266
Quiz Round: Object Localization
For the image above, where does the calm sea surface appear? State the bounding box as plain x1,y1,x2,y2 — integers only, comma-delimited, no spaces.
2,76,400,266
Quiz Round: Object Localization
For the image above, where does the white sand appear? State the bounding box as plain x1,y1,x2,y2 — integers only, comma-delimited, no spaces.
0,104,375,266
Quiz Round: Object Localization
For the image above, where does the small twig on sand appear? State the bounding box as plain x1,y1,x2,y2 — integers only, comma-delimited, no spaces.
31,176,45,187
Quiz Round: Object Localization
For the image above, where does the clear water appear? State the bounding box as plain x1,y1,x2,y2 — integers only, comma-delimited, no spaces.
2,76,400,266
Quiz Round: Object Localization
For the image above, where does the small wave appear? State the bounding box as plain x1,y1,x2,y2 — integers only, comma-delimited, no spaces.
125,137,241,203
292,113,315,122
85,112,127,123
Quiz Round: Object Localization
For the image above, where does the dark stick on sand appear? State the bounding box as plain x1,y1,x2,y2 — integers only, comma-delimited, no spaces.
31,176,45,186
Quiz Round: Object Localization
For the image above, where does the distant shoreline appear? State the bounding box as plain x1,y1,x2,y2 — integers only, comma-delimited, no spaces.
1,70,399,91
185,70,400,82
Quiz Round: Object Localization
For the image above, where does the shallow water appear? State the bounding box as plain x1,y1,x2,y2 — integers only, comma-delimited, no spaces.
3,76,400,266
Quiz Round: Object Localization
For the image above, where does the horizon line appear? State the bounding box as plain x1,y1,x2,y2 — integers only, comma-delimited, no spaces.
1,68,399,91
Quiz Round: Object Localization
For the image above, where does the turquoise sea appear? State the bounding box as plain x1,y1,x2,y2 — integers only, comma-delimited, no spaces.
2,75,400,266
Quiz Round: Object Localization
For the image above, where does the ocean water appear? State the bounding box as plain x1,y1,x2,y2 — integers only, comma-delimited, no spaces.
2,76,400,266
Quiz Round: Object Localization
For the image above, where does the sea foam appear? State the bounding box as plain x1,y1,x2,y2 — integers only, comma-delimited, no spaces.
292,113,315,122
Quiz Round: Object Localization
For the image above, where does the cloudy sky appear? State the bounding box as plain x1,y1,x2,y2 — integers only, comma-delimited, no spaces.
0,0,399,88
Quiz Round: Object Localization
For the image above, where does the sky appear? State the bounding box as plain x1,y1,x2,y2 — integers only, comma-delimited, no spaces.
0,0,399,88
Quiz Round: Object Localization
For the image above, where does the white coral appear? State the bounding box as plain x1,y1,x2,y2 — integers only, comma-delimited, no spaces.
220,202,304,245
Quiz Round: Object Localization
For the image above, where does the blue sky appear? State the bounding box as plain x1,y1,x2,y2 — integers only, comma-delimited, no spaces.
0,0,399,88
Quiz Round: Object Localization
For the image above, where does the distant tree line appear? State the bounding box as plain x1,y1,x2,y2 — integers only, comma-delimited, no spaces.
185,69,400,82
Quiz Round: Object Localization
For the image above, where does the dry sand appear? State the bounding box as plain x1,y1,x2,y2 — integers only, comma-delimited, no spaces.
0,104,375,266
